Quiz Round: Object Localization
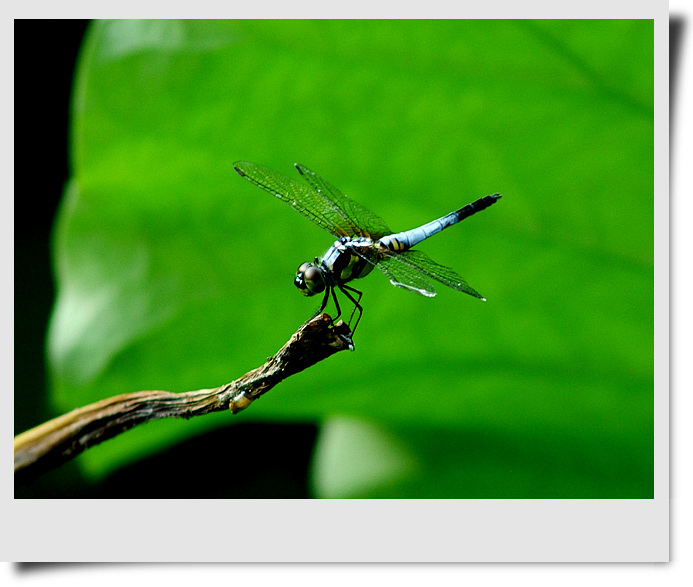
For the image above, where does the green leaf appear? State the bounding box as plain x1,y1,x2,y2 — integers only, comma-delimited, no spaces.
48,19,653,497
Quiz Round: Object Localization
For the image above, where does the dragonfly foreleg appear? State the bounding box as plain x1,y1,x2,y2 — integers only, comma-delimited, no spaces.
310,286,332,320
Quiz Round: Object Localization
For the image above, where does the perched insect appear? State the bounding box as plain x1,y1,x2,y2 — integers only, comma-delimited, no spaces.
234,161,501,334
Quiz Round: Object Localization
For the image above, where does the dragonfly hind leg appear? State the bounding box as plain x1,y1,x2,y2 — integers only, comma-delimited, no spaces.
331,284,357,351
338,283,364,333
310,285,343,322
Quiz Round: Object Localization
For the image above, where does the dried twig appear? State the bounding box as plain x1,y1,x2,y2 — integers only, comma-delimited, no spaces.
14,314,353,483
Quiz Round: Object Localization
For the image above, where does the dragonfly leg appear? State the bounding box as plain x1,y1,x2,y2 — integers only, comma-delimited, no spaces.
311,286,332,320
309,286,347,330
338,283,364,333
329,285,343,324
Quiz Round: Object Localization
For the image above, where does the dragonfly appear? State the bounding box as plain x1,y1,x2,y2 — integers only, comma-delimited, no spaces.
234,161,501,337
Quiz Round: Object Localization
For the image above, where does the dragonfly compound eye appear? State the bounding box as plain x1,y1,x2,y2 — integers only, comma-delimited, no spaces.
295,262,325,296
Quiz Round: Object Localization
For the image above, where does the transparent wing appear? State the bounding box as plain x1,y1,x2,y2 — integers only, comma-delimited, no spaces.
350,246,484,299
393,249,485,299
295,164,392,240
234,161,355,238
372,253,437,297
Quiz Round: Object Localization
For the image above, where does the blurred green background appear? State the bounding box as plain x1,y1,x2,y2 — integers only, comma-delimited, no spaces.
24,19,654,498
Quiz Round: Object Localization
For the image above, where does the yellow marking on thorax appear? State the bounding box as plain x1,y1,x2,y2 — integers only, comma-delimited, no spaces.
340,252,361,280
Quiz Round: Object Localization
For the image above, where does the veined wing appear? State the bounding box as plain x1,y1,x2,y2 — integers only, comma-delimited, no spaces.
372,253,437,297
295,164,392,240
234,161,355,238
381,249,485,300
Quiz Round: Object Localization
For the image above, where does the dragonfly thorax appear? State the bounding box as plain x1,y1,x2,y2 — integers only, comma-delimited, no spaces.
320,237,376,285
295,237,377,298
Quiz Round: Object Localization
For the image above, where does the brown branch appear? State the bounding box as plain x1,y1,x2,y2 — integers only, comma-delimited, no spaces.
14,314,353,484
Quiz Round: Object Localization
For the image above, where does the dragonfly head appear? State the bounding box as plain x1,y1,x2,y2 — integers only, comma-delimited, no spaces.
295,262,326,296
